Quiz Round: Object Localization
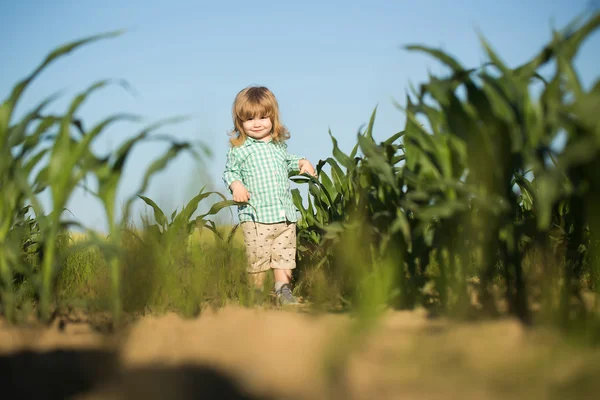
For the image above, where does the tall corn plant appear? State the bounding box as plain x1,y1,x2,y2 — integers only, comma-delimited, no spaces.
396,12,598,322
0,31,205,324
291,129,361,267
0,32,124,321
292,112,413,307
138,185,238,247
87,121,209,326
529,14,600,323
294,13,600,326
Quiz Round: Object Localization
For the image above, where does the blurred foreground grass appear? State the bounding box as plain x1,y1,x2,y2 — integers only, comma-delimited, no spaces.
51,226,251,318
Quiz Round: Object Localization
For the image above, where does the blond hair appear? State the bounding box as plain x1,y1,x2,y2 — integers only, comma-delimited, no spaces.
229,86,290,147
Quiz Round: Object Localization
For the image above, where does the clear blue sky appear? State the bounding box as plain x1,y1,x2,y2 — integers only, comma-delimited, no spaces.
2,0,599,232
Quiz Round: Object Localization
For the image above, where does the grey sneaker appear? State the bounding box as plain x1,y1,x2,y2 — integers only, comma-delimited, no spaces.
276,284,299,306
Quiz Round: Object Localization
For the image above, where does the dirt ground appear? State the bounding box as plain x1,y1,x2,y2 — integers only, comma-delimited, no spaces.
1,305,599,400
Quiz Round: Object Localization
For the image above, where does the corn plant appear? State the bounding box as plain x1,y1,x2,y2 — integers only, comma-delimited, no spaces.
293,13,600,328
138,186,238,244
0,31,207,324
0,32,119,320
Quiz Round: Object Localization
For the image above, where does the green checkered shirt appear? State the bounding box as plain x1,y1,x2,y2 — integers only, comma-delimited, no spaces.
222,136,304,223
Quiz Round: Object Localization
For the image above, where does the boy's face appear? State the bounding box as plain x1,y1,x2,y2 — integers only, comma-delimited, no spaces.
242,116,272,142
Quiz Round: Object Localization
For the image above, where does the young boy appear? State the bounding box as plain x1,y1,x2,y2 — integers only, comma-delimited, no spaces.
222,85,316,305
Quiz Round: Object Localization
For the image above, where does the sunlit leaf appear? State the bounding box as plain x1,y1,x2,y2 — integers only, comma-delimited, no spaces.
138,195,167,228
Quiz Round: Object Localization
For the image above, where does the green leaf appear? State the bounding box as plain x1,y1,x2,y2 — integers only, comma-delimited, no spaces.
382,131,405,146
465,79,495,124
557,54,583,100
349,142,359,160
180,188,227,222
68,80,139,155
363,107,377,139
445,89,478,144
49,79,139,196
203,220,223,240
325,158,348,193
478,32,511,77
319,170,337,201
99,115,191,222
7,91,61,149
559,136,599,167
389,208,411,244
291,189,308,223
403,113,446,179
417,199,469,220
138,195,167,228
129,141,195,213
1,30,123,135
15,115,64,159
480,74,516,124
534,172,564,230
404,44,465,73
329,129,352,169
357,133,397,191
513,172,536,200
290,176,312,184
197,200,240,219
561,13,600,62
512,42,554,81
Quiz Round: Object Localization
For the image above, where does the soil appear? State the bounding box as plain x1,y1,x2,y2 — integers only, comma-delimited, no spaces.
1,305,599,400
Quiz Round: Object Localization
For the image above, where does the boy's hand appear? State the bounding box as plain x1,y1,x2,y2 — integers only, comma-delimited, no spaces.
230,181,250,202
299,160,317,176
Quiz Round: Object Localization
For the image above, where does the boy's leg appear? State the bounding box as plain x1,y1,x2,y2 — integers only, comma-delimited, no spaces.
273,268,292,284
271,221,299,305
241,222,271,290
248,271,267,289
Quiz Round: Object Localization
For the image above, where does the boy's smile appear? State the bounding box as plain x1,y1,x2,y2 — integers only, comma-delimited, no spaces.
243,116,272,142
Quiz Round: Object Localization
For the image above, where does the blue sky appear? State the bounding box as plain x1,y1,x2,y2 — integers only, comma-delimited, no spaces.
2,0,599,232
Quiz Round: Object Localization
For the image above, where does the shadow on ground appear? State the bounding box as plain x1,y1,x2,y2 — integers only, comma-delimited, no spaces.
0,349,270,400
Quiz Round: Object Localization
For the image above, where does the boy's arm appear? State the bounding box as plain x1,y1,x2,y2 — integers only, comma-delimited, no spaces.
282,142,316,176
285,151,316,176
282,142,307,173
285,152,306,173
222,148,243,194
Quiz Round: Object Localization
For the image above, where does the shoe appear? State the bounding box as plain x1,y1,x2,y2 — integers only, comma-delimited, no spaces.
276,284,300,306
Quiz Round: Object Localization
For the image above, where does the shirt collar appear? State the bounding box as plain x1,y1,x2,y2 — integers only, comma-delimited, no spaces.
243,135,273,147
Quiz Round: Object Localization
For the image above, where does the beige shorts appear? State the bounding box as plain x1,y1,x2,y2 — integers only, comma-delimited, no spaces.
240,221,297,273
